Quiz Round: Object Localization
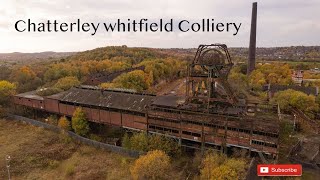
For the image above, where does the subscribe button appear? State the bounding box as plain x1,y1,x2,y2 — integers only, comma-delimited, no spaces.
257,164,302,176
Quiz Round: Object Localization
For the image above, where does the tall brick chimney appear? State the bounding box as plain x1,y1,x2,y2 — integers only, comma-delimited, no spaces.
247,2,257,75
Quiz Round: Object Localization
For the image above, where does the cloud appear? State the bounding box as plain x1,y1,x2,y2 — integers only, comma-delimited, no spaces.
0,0,319,52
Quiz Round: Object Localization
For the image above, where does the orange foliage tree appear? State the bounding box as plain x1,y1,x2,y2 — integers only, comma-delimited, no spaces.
130,150,171,180
58,116,71,131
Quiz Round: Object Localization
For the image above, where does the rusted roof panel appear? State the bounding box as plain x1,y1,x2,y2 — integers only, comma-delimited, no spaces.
152,95,186,108
50,87,156,113
14,91,44,101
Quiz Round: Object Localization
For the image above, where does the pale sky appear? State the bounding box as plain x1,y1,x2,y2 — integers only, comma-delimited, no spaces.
0,0,319,53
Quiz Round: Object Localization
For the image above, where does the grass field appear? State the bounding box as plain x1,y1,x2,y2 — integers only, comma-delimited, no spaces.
0,119,134,180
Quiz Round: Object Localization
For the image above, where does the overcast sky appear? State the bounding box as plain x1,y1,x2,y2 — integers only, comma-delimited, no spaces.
0,0,319,53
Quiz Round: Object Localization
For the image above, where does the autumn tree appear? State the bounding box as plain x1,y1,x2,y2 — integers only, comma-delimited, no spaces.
54,76,80,91
0,66,12,80
113,70,150,91
71,107,90,136
249,71,266,90
148,134,180,156
10,66,42,92
130,150,171,180
0,80,16,105
200,153,246,180
249,63,293,90
271,89,318,113
58,116,71,131
122,132,180,156
99,82,116,89
139,58,186,83
228,66,249,95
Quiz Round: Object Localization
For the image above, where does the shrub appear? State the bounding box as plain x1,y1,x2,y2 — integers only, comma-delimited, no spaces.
0,80,16,105
200,153,246,180
71,107,90,136
148,134,180,156
47,115,58,125
122,133,131,149
122,132,180,156
65,163,75,176
129,132,149,152
89,134,103,142
130,150,170,180
58,116,71,131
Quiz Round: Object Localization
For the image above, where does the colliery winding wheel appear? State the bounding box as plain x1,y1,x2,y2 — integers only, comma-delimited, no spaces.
186,44,238,112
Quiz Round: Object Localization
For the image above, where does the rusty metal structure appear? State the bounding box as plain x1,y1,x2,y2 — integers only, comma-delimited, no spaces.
12,2,282,159
13,43,280,158
186,44,239,112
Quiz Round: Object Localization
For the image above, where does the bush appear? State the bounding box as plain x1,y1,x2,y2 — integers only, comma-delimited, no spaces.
200,153,246,180
47,115,58,125
130,150,170,180
148,134,180,156
129,132,149,152
0,80,16,105
122,133,131,149
58,116,71,131
71,107,90,136
89,134,103,142
122,132,180,156
65,163,75,176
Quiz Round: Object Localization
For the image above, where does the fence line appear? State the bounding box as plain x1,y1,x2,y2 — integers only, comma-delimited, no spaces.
6,114,143,158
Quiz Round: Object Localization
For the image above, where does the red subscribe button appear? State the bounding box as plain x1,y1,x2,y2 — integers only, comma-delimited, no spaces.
257,164,302,176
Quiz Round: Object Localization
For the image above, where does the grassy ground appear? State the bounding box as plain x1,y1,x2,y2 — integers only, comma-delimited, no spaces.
0,119,133,180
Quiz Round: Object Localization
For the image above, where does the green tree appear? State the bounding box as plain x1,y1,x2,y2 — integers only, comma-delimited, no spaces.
71,107,90,136
122,133,131,149
129,132,149,152
130,150,171,180
0,80,16,105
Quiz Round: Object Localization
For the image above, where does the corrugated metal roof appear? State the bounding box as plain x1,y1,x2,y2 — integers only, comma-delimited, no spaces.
152,95,186,108
15,91,44,100
48,87,156,113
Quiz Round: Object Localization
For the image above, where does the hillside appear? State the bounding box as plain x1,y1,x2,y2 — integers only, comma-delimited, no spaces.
0,52,76,66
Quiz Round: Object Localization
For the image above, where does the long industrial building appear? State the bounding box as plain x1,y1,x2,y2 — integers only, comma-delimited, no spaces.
13,43,280,159
13,85,279,158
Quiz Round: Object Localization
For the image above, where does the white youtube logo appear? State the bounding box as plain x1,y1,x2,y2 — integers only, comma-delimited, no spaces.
260,167,269,173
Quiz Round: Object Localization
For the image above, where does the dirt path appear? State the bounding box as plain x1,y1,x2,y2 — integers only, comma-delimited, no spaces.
155,78,186,96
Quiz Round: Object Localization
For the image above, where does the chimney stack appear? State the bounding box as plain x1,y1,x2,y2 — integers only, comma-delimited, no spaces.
247,2,257,75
